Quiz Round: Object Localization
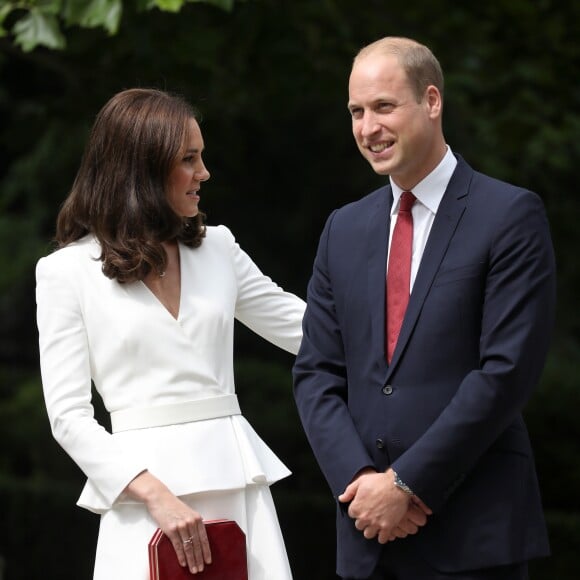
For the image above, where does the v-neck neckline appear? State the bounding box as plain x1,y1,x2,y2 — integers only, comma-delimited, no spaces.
139,242,184,322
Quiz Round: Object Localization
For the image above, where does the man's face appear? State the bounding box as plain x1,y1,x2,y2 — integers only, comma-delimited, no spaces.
348,53,441,191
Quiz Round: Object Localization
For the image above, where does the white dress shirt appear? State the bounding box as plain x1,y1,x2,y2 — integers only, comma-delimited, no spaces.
388,146,458,289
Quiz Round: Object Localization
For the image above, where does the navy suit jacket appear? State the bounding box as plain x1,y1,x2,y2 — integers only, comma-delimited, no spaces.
293,156,556,578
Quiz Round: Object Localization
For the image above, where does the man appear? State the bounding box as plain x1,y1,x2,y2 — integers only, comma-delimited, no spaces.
293,36,556,580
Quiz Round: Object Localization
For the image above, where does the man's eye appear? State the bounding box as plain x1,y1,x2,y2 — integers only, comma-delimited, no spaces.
349,108,362,119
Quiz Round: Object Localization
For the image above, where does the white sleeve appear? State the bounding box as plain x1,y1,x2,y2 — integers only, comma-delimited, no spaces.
218,226,305,355
36,254,146,508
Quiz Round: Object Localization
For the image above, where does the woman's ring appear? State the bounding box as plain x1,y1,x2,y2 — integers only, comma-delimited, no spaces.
182,537,193,545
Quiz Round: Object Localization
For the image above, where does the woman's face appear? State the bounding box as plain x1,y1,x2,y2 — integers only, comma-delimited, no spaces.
166,118,210,218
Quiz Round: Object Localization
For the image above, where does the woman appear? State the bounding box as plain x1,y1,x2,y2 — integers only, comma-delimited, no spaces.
36,88,305,579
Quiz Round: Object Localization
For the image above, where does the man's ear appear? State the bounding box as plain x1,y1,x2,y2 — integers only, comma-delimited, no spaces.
425,85,442,119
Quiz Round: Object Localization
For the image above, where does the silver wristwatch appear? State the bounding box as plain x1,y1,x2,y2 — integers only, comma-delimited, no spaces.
393,470,414,496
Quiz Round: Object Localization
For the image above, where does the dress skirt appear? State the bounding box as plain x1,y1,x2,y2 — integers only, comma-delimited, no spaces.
93,484,293,580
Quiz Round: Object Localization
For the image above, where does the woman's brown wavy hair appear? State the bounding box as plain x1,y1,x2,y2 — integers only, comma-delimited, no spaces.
55,88,206,283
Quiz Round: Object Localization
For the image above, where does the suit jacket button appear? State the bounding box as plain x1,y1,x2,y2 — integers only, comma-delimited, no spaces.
376,438,385,449
382,385,393,395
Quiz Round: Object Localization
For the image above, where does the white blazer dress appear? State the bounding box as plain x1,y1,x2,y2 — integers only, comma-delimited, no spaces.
36,225,306,580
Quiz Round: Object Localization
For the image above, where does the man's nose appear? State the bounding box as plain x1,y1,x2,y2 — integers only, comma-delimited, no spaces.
360,112,380,138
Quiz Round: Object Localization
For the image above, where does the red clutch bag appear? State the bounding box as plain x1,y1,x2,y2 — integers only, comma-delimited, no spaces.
148,519,248,580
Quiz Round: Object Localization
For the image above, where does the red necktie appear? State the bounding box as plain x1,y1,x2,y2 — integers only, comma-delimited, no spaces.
386,191,416,363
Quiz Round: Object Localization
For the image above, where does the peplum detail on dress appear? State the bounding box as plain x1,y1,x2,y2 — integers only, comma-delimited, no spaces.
77,414,291,514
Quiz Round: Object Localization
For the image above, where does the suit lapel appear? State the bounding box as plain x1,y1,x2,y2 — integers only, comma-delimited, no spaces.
386,159,474,376
366,185,392,370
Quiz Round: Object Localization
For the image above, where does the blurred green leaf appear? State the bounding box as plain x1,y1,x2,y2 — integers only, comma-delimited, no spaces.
63,0,123,34
0,2,14,26
153,0,185,13
13,9,66,51
2,0,237,51
36,0,64,16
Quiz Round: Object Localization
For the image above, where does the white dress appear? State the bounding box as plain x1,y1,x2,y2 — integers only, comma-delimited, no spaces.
35,225,306,579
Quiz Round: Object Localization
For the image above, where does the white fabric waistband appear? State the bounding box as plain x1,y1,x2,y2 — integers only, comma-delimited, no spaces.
110,394,241,433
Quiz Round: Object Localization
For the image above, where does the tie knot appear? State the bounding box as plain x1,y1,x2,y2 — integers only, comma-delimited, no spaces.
399,191,416,213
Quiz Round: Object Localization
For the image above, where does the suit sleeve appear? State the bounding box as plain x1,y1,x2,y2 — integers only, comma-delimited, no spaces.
293,212,375,497
392,190,557,510
36,255,146,509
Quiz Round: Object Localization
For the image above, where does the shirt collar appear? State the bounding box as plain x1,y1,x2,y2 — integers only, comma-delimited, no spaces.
389,146,458,216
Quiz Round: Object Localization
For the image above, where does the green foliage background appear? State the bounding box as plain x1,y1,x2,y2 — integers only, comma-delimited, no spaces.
1,0,579,578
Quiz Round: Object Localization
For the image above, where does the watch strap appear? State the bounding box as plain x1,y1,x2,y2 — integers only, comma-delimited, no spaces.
392,470,414,496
